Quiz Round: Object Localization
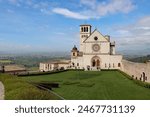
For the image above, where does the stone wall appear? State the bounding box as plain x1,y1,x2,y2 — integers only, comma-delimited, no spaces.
0,81,4,100
121,60,150,83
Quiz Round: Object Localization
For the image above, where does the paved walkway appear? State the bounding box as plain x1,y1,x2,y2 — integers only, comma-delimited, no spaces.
0,81,4,100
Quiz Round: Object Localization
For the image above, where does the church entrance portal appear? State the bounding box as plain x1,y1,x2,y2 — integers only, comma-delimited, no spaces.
91,56,100,70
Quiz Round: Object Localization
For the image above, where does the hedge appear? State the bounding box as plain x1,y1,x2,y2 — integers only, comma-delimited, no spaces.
118,70,150,89
17,70,68,77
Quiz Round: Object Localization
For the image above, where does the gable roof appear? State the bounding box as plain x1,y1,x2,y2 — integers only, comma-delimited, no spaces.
83,29,109,43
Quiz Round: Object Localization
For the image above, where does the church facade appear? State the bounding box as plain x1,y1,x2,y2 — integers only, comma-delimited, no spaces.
71,24,122,70
39,24,122,71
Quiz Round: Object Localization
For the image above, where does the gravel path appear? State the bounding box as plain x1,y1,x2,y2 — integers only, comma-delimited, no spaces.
0,81,4,100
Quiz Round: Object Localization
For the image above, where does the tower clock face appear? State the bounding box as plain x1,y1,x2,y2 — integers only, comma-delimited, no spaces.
92,44,100,52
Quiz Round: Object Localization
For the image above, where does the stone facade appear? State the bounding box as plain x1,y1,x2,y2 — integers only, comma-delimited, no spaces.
39,61,70,72
71,24,122,70
39,24,123,71
121,60,150,82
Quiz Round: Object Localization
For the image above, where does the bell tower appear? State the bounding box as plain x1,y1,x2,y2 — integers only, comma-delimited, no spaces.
80,24,91,51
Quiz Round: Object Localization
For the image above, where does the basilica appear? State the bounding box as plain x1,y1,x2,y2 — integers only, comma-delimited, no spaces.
71,24,122,70
39,24,122,71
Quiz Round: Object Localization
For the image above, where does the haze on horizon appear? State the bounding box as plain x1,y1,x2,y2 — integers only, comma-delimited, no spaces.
0,0,150,55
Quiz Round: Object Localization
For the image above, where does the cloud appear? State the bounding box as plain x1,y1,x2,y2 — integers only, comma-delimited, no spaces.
5,0,135,20
97,0,135,16
52,8,89,20
112,16,150,52
7,0,50,11
52,0,135,20
80,0,97,9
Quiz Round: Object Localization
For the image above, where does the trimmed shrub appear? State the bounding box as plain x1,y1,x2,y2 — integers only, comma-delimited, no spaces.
32,82,59,89
18,70,67,77
118,70,133,80
101,69,118,71
67,69,84,71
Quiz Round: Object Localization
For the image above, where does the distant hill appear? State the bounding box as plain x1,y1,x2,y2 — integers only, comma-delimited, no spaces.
128,55,150,63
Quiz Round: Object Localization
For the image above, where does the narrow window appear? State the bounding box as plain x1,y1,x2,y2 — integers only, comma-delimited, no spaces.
105,63,107,68
86,27,88,32
97,59,100,66
81,27,83,32
48,64,49,70
77,63,79,66
109,63,111,68
73,53,75,56
118,63,121,67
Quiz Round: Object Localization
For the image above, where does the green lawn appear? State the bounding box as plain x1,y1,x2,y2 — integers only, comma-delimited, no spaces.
22,71,150,100
0,74,59,100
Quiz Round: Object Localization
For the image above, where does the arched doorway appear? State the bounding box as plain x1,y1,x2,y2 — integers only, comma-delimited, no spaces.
92,60,96,67
97,59,100,66
91,56,100,69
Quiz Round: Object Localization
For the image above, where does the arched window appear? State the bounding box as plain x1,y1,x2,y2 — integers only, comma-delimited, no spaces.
105,63,107,68
77,63,79,66
86,27,88,32
118,63,121,67
73,53,75,56
72,62,74,66
81,27,83,32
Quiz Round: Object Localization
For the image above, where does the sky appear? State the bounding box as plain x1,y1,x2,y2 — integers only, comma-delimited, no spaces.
0,0,150,54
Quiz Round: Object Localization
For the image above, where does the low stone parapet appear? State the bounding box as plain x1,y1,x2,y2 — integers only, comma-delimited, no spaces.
121,60,150,83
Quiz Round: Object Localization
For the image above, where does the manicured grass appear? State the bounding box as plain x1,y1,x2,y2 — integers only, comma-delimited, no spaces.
22,71,150,100
0,74,60,100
